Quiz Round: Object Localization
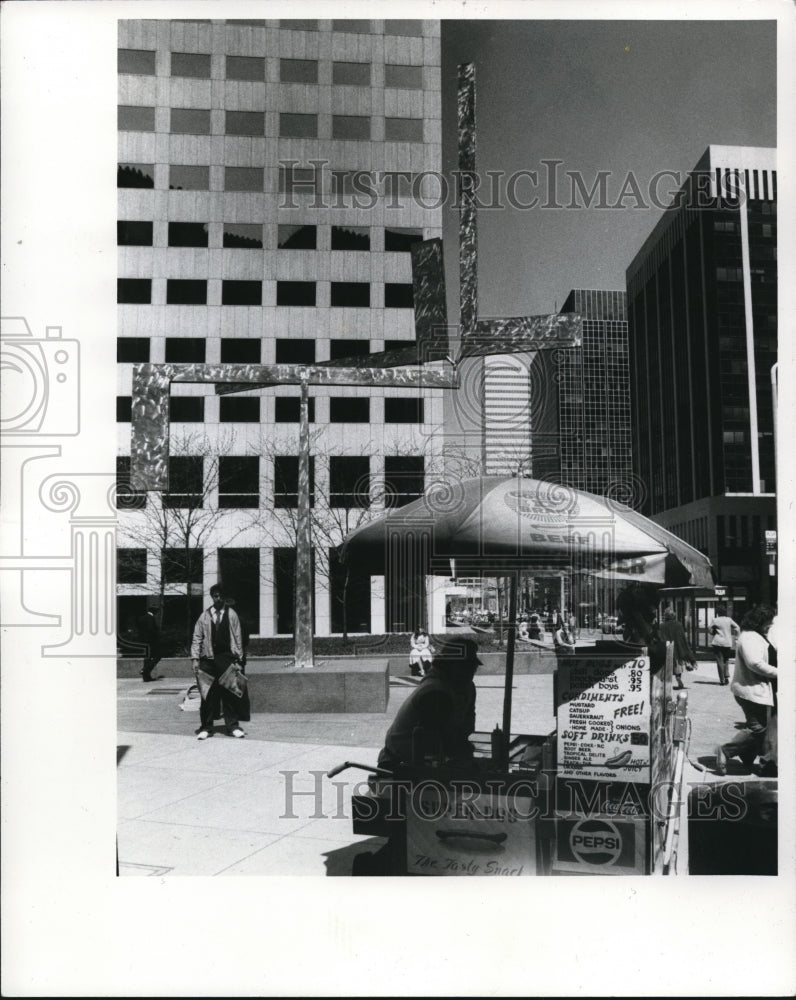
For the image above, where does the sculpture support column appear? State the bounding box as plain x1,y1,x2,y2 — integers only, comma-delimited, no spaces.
294,381,314,668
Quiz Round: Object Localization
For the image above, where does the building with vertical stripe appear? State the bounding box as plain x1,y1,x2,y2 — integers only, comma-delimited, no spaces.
625,145,777,611
116,18,444,642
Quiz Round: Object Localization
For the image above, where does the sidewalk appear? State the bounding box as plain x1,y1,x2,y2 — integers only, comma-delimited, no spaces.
116,656,760,875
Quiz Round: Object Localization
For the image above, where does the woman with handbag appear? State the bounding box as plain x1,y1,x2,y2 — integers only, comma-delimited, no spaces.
658,608,696,690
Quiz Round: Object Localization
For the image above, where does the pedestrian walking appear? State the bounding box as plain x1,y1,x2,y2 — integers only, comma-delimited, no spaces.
714,605,778,776
659,608,696,689
137,604,162,682
225,597,251,723
709,602,740,685
191,584,247,740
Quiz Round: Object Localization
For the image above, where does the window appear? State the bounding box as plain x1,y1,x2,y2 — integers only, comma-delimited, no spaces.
219,457,259,508
275,339,315,364
222,281,263,306
276,281,316,306
277,224,316,249
117,337,150,363
274,456,315,508
329,339,370,361
333,61,370,86
331,282,370,307
332,115,370,141
225,55,265,80
384,456,424,508
165,337,206,362
274,546,315,634
716,266,743,282
169,165,209,191
221,338,260,363
329,548,371,634
384,227,422,252
169,397,205,422
280,19,317,30
170,108,211,135
118,48,156,75
164,456,204,508
275,397,315,422
385,64,423,89
331,226,370,251
223,223,263,248
116,457,146,510
385,397,424,423
118,106,155,132
331,170,375,198
117,548,147,584
278,165,320,198
166,279,207,305
118,279,151,304
116,396,132,422
220,396,260,422
162,547,204,583
118,163,155,188
385,117,423,142
279,113,317,138
117,221,153,246
330,397,370,423
385,283,414,308
225,167,263,192
384,339,418,355
384,20,424,36
330,456,370,508
217,548,260,630
168,221,208,247
170,52,211,78
225,111,264,136
280,58,318,83
333,19,371,33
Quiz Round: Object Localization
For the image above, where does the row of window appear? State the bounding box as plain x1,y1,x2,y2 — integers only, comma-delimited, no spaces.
118,279,414,307
117,454,425,510
117,336,412,364
120,50,425,88
118,220,421,252
120,163,430,198
119,106,425,141
117,394,423,424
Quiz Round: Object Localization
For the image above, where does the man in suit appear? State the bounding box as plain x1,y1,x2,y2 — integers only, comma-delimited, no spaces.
137,604,162,682
191,584,245,740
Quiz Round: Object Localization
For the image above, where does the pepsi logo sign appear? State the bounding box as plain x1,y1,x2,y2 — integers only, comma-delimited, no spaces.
568,818,623,866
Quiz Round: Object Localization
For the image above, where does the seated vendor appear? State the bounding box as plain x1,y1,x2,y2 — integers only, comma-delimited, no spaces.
378,638,482,770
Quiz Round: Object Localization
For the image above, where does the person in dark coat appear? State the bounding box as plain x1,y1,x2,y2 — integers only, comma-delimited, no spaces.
378,638,482,770
658,608,696,689
225,598,251,723
191,584,245,740
136,605,162,682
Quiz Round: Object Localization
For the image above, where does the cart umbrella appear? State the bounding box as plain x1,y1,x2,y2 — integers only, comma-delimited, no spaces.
341,476,714,752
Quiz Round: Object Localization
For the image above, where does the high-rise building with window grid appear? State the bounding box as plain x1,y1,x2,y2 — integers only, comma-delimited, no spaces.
625,145,777,613
116,18,444,642
530,289,631,497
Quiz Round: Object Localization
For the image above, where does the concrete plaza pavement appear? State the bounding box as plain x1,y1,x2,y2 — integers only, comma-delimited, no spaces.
117,650,754,876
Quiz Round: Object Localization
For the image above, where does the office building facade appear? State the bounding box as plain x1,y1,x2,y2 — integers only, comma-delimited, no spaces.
625,145,777,612
116,18,444,640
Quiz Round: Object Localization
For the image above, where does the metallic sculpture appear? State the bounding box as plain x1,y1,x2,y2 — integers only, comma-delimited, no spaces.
128,63,583,669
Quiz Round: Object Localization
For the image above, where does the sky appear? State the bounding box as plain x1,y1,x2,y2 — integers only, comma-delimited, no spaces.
440,19,776,318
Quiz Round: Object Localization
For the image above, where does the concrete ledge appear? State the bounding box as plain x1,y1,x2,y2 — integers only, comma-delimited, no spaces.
119,657,390,713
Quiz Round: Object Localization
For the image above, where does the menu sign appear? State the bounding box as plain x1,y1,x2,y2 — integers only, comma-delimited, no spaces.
556,656,651,782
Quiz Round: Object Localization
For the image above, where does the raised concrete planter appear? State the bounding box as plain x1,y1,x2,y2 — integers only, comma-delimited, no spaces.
118,656,390,713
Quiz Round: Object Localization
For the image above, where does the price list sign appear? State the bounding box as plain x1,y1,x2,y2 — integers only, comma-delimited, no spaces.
556,657,651,783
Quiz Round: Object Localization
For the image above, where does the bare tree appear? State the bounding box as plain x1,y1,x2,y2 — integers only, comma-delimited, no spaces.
118,429,254,650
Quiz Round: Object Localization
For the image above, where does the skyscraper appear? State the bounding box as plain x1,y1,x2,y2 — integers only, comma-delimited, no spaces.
116,18,444,640
531,289,631,498
625,145,777,611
